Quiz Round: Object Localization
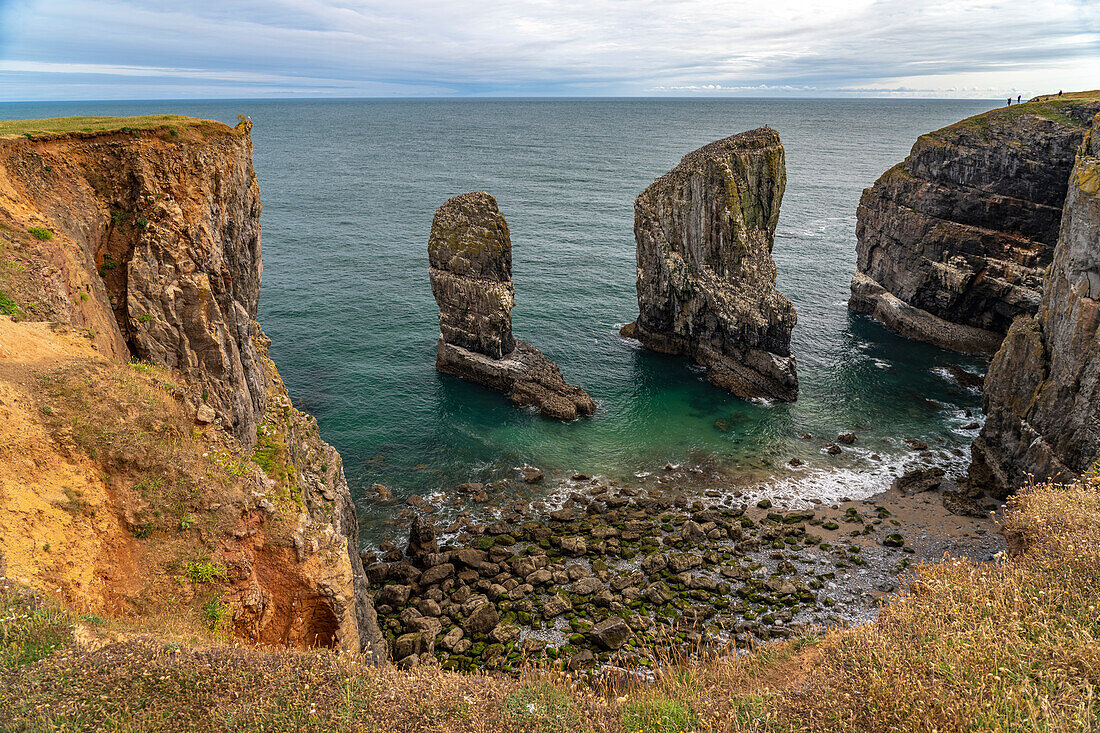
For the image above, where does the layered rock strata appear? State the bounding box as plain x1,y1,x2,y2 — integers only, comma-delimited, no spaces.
969,112,1100,495
429,191,596,420
622,128,798,401
0,117,384,661
851,93,1100,353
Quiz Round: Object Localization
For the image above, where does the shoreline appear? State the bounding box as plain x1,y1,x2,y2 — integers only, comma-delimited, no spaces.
365,448,1004,671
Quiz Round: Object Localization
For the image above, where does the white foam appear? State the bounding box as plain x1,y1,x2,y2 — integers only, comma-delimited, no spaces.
732,446,971,509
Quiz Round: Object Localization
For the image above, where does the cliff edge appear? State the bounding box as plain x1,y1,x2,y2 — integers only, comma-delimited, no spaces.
623,128,798,402
851,92,1100,353
0,116,384,660
968,112,1100,495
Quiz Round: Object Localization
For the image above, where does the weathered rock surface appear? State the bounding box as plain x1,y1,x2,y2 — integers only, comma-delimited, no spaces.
429,192,596,420
851,93,1100,353
969,112,1100,495
622,128,798,401
0,118,384,661
0,117,269,444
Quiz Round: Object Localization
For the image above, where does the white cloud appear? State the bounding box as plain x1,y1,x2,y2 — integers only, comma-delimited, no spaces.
0,0,1096,99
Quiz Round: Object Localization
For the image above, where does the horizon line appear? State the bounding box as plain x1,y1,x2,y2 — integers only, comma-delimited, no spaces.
0,95,1007,105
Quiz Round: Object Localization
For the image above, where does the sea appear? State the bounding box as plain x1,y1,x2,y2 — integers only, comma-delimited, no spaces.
0,98,997,543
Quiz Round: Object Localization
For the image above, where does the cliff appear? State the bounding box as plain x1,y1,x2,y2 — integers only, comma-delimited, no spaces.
429,192,596,420
969,112,1100,496
622,128,798,401
851,92,1100,353
0,116,383,660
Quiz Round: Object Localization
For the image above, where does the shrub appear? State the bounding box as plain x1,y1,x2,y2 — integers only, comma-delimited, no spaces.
27,227,52,241
202,597,229,631
185,561,226,584
0,291,18,316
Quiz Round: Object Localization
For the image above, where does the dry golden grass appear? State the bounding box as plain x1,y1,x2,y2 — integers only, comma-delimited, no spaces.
1,478,1098,732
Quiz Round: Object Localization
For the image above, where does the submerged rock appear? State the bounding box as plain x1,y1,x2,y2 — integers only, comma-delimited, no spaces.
429,192,596,420
970,111,1100,495
851,93,1100,353
622,127,798,401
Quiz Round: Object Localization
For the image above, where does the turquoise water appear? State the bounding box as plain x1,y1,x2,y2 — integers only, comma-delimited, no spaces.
2,98,996,541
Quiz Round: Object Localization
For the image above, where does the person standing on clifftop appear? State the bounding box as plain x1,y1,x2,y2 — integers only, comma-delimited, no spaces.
1059,90,1063,97
1017,95,1021,104
1007,98,1011,106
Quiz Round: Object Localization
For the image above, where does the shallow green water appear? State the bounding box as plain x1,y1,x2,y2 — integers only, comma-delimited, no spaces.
2,98,996,543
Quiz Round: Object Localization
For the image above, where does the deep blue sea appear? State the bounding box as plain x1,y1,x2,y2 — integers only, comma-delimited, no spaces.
1,98,997,542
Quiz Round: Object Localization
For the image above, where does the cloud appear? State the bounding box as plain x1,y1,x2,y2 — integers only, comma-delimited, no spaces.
0,0,1097,99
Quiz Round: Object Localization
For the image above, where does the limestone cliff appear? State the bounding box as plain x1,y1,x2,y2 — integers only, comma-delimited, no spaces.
969,112,1100,496
851,92,1100,353
0,117,383,661
622,128,798,402
429,192,596,420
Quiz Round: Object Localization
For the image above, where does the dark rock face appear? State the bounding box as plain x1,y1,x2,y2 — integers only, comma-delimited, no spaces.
429,192,596,420
851,94,1100,353
622,128,798,402
970,112,1100,495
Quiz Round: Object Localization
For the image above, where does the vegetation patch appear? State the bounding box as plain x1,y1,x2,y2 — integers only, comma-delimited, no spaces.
0,115,226,139
0,290,18,317
0,583,72,670
26,227,52,241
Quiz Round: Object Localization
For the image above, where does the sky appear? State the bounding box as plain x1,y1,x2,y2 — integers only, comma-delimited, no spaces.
0,0,1097,100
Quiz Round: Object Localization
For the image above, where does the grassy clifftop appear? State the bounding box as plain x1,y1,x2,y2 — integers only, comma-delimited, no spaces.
926,90,1100,141
0,115,234,139
3,476,1097,732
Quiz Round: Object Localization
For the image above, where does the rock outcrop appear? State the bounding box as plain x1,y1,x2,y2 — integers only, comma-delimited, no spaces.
0,117,384,661
621,128,798,401
851,92,1100,353
969,112,1100,495
429,191,596,420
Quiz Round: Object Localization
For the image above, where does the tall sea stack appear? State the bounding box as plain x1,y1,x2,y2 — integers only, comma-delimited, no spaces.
429,192,596,420
851,93,1100,353
969,112,1100,495
622,128,798,402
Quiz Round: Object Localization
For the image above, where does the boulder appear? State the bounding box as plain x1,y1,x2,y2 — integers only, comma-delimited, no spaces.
462,602,499,635
591,617,633,650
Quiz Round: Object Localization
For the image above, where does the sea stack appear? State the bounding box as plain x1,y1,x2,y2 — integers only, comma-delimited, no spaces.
850,92,1100,353
968,112,1100,496
429,191,596,420
621,127,798,402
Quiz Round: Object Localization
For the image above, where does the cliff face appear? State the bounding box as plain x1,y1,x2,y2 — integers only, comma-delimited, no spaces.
429,192,596,420
623,128,798,402
0,118,264,445
851,93,1100,353
0,117,383,661
969,113,1100,496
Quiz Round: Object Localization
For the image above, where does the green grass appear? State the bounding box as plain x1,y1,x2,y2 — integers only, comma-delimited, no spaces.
927,90,1100,142
0,115,227,139
27,227,53,241
622,697,697,733
501,680,574,731
0,585,72,670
